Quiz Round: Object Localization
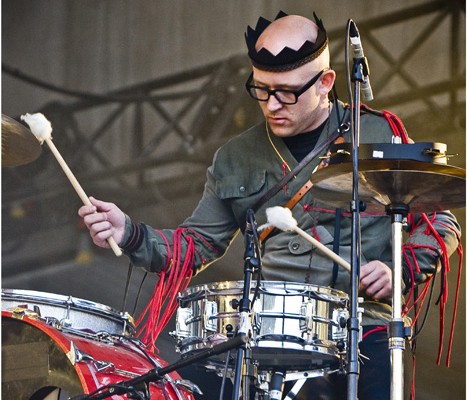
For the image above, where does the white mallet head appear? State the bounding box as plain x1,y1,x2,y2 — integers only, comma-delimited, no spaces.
265,206,298,232
21,113,53,144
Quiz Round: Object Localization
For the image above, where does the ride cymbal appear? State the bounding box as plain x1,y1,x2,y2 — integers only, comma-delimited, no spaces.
311,144,465,214
2,114,42,167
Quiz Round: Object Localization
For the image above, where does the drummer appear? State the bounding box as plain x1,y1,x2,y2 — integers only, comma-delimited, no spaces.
78,11,461,400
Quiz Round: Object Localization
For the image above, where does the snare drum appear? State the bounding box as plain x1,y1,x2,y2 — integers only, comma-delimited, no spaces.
174,281,349,372
2,290,195,400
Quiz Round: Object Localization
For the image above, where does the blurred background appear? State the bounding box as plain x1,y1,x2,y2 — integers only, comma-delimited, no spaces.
2,0,465,399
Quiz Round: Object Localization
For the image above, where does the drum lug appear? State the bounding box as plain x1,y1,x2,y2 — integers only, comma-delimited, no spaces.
173,379,203,395
69,341,142,379
67,341,94,365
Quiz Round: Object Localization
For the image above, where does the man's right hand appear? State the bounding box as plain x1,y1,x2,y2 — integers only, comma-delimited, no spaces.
78,197,126,249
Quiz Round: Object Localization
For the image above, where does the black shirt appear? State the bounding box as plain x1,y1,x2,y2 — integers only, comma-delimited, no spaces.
282,119,327,163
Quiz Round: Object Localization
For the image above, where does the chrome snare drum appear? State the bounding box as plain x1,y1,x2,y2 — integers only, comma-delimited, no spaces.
1,288,135,337
174,281,349,371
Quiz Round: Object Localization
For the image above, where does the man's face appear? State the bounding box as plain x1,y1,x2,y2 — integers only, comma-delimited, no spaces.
252,63,329,138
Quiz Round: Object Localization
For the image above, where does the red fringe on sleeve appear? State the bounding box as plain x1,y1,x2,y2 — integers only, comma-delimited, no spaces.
402,213,463,367
135,228,194,353
379,107,463,367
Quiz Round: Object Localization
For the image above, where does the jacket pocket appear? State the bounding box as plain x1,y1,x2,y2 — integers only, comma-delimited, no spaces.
288,225,334,255
215,171,267,199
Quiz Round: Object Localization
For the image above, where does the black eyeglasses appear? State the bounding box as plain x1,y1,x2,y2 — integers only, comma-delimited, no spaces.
245,69,326,105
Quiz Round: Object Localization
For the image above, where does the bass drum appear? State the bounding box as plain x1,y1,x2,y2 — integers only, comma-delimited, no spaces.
2,289,194,400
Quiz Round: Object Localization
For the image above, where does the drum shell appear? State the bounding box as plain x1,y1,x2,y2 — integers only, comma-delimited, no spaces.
1,288,135,337
175,281,349,371
2,288,196,400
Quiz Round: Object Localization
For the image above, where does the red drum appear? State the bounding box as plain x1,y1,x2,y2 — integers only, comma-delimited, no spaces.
2,290,194,400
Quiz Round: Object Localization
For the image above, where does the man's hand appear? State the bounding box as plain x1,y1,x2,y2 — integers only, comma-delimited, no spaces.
78,197,126,249
359,260,392,300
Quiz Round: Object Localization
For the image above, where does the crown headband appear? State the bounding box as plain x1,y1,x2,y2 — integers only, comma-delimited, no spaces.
245,11,328,72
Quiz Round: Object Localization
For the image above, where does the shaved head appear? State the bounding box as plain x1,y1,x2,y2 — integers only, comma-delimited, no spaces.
255,15,330,70
256,15,319,54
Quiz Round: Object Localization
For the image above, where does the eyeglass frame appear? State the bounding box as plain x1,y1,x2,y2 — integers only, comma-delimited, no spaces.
245,68,327,105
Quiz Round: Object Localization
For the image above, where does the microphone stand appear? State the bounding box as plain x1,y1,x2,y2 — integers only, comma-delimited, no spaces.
232,209,259,400
347,76,362,400
347,20,370,400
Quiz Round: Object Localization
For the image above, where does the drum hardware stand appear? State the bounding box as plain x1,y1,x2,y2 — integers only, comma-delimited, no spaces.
232,208,260,400
386,203,412,400
69,333,248,400
267,370,285,400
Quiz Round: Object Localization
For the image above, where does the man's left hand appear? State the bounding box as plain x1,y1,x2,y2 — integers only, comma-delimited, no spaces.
359,260,392,300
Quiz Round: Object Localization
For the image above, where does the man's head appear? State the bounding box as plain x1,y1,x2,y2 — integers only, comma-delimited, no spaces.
245,12,336,137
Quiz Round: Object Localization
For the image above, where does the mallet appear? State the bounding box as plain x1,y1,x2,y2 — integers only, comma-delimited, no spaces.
262,206,350,272
21,112,122,257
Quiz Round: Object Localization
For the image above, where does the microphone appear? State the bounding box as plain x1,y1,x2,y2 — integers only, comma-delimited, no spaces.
244,209,257,263
269,371,285,400
349,20,373,101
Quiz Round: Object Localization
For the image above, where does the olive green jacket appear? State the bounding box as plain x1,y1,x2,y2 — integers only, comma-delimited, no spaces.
122,101,460,325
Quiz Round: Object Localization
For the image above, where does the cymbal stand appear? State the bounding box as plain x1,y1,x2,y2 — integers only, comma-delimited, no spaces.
386,203,411,400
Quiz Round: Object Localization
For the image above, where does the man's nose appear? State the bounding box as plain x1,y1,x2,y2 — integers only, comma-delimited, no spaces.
265,94,283,111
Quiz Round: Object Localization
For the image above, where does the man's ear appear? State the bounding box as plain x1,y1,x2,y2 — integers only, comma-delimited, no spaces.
319,69,336,96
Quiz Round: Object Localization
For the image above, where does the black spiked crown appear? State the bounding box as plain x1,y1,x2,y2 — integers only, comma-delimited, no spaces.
245,11,328,72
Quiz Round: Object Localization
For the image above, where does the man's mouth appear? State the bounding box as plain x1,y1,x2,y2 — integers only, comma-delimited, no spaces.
268,116,287,125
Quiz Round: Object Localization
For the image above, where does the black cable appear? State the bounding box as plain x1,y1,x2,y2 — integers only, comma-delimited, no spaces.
122,262,134,311
345,20,354,108
218,350,232,400
249,210,262,309
410,251,440,341
132,271,149,316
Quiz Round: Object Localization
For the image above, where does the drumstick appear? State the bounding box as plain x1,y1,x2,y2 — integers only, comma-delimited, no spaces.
21,113,122,257
263,206,351,272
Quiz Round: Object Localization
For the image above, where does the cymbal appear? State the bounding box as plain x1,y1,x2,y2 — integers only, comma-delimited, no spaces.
2,114,42,167
310,159,466,214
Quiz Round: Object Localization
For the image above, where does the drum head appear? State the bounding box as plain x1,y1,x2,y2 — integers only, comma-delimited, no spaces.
2,312,194,400
2,316,82,399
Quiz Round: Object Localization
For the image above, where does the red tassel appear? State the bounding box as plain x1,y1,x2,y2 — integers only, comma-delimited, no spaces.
135,228,194,352
401,213,462,367
282,161,288,194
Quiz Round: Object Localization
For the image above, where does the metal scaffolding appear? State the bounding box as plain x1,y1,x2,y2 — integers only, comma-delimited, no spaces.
2,0,465,266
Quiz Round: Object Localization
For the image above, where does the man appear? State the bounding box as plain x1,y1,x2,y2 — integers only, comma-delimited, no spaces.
79,11,460,400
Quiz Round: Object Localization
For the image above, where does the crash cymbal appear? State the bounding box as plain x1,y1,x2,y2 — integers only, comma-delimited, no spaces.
310,159,466,214
2,114,42,167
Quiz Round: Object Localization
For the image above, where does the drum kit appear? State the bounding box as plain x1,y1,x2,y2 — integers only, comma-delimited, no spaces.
1,114,466,400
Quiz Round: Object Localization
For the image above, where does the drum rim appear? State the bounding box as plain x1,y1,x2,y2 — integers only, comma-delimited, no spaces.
180,280,348,299
1,288,130,320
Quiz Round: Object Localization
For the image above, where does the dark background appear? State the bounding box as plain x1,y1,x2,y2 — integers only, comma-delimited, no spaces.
2,1,465,398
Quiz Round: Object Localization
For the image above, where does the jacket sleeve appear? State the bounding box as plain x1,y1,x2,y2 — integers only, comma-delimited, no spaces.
119,157,240,274
402,210,461,290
